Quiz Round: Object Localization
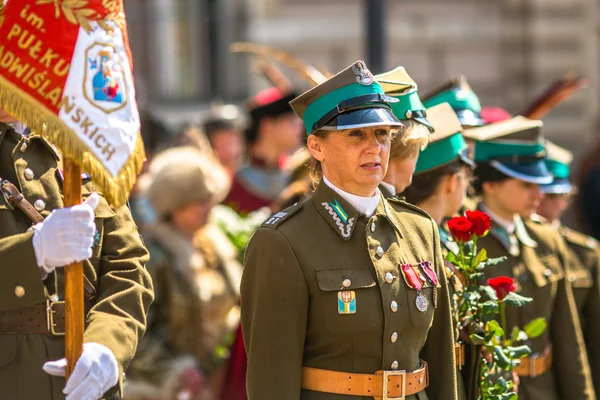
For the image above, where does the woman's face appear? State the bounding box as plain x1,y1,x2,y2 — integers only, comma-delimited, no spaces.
172,199,213,238
536,193,570,222
307,126,392,196
483,178,543,219
386,153,419,193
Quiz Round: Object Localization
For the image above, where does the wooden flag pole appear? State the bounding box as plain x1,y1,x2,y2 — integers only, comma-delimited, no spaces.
63,157,84,379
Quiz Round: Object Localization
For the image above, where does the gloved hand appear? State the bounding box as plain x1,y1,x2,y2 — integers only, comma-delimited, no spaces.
43,342,119,400
33,193,99,273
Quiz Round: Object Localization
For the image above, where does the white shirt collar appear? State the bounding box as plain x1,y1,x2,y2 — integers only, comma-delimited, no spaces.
480,203,516,234
323,176,380,217
380,181,397,197
7,122,29,137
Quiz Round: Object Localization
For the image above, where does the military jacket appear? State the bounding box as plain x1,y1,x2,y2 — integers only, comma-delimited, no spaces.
0,124,154,399
477,208,595,400
126,221,242,399
553,222,600,395
241,181,457,400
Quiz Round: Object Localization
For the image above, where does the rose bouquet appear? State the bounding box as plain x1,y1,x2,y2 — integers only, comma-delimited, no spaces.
446,211,546,399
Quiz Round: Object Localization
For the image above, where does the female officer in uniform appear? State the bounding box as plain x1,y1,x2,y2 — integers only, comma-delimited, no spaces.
468,117,595,399
401,103,475,400
241,61,457,399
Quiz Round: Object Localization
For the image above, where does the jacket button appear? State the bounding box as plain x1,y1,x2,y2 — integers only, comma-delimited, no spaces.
24,168,34,180
390,301,398,312
544,268,552,277
34,199,46,211
370,222,376,233
385,272,395,284
342,279,351,288
19,141,28,153
569,273,577,283
376,246,384,257
14,285,25,298
391,361,399,370
391,332,398,343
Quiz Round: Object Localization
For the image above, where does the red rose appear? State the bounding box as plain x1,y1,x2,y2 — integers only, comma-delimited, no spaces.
487,276,516,300
447,216,474,243
465,210,491,237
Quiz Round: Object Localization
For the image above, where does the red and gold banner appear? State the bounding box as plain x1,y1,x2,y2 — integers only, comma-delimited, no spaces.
0,0,144,206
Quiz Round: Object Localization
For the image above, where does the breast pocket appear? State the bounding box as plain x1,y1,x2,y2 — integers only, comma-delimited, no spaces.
406,287,435,329
529,254,564,288
313,267,380,334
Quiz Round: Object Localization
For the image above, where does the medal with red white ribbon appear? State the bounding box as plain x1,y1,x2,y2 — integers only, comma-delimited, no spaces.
401,263,428,312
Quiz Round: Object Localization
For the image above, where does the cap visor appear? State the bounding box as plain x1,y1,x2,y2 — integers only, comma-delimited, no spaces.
413,116,434,133
321,107,404,131
459,151,476,169
540,178,573,194
455,109,484,128
489,160,553,184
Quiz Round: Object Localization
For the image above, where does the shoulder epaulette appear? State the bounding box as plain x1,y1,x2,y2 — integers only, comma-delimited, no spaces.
387,197,432,220
261,201,304,229
562,226,598,250
528,213,548,225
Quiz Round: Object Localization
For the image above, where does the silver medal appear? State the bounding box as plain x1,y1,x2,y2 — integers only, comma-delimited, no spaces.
415,293,428,312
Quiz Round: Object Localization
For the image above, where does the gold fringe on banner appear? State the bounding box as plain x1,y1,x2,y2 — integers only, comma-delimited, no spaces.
0,76,145,207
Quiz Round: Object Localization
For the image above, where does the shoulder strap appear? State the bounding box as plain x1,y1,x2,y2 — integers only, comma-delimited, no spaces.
387,197,432,219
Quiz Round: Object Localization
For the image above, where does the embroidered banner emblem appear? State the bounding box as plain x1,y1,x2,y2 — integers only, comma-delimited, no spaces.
338,290,356,314
322,200,355,238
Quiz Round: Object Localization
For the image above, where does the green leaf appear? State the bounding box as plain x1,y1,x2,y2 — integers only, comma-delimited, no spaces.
469,333,485,345
503,292,533,307
481,300,499,322
482,285,498,300
523,318,547,339
445,251,458,264
487,319,504,337
486,256,507,267
507,344,531,359
469,272,484,280
494,346,512,369
473,248,488,266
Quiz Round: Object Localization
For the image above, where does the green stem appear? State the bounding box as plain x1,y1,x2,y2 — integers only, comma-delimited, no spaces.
499,300,507,343
459,241,469,287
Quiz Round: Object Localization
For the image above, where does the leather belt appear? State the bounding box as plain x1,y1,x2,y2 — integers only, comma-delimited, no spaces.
301,361,428,400
0,300,65,335
0,179,44,223
455,343,465,370
514,346,552,377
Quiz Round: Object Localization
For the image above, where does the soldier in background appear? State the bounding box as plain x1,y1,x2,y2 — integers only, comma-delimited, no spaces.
126,147,242,400
535,140,600,396
223,88,303,215
202,105,245,177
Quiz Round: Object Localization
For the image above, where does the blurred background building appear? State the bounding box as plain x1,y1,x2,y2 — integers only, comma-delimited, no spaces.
125,0,599,175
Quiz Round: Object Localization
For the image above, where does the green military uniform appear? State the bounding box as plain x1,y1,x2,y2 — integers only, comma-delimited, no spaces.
537,140,600,395
469,117,595,399
0,123,154,399
242,183,457,400
241,61,457,400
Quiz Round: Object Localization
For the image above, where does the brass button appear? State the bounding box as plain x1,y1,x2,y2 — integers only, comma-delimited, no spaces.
544,268,552,277
34,199,46,211
19,141,28,153
390,301,398,312
385,272,395,284
391,332,398,343
24,168,34,180
14,285,25,298
569,273,577,283
391,361,399,370
376,246,384,257
342,279,351,288
50,294,59,302
370,222,376,233
405,110,413,119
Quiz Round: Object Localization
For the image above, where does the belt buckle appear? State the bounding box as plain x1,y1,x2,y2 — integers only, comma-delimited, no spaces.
529,352,541,377
46,299,65,336
383,370,406,400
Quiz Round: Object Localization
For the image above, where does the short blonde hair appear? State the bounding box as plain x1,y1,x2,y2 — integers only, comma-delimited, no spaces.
390,120,430,160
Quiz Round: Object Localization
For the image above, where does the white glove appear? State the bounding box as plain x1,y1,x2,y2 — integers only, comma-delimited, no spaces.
33,193,99,273
43,342,119,400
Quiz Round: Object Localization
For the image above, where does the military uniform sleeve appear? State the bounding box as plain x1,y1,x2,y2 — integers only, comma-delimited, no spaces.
583,250,600,394
552,234,596,399
241,227,309,400
83,203,154,390
0,230,46,311
420,222,458,399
